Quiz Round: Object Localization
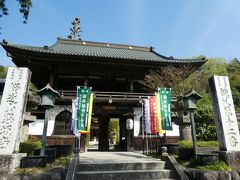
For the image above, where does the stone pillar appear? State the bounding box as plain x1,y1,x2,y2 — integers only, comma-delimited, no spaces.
209,76,240,170
175,110,192,141
0,67,31,173
98,116,110,151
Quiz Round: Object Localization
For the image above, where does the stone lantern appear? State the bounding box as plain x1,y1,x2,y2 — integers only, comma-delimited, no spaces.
182,89,202,159
38,83,59,108
38,83,59,155
182,90,202,110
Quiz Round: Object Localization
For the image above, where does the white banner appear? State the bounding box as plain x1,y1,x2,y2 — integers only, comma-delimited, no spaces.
133,107,142,137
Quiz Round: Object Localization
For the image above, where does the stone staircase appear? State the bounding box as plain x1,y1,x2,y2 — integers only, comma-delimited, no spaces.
74,152,178,180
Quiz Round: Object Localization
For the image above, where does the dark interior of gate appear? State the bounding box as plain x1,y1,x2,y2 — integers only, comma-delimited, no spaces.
1,38,206,152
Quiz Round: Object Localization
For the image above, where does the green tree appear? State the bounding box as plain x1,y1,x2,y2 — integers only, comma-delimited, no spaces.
227,58,240,107
183,58,228,140
182,58,228,94
139,65,195,96
108,119,120,145
194,93,217,140
0,0,32,23
0,66,7,78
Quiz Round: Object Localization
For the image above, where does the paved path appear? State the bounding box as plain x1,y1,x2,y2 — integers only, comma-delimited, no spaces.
79,152,162,164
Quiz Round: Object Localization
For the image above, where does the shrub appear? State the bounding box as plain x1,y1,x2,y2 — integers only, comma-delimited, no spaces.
196,161,231,171
19,136,41,156
196,124,217,141
178,140,218,149
197,141,218,147
178,140,192,149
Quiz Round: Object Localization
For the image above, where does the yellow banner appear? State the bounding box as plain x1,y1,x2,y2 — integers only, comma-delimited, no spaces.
79,93,94,134
156,93,165,134
87,93,94,133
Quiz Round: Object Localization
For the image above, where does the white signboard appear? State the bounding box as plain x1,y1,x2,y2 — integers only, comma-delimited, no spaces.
133,107,142,136
0,67,31,154
209,76,240,151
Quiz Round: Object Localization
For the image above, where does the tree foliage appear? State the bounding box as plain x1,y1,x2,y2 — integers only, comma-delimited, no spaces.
182,58,228,94
0,0,32,23
139,65,195,96
139,57,230,140
227,58,240,106
0,66,7,78
108,119,120,145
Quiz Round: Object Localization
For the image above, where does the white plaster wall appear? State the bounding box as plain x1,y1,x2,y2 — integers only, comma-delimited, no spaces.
28,105,72,136
165,122,179,136
28,119,55,136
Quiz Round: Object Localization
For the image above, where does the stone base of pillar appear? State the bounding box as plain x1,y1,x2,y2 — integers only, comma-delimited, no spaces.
0,153,26,174
215,151,240,170
179,124,192,141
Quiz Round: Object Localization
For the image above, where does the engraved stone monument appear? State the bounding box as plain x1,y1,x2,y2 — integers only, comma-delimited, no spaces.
0,67,31,173
209,75,240,169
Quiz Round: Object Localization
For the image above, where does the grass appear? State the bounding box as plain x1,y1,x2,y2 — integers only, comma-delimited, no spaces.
196,161,231,171
15,156,71,174
176,156,231,171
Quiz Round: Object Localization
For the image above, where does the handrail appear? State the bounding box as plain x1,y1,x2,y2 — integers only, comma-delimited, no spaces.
57,90,177,102
65,154,79,180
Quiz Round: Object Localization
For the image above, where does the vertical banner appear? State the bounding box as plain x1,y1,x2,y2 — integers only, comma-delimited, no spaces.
159,88,172,130
133,107,142,137
149,97,157,134
77,86,93,134
143,99,151,134
71,99,78,135
87,93,94,133
155,93,165,134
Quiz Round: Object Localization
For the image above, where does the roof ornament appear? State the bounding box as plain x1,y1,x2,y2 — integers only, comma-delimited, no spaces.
67,17,82,40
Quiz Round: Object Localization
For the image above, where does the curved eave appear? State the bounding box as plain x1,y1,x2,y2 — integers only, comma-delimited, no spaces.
1,43,207,66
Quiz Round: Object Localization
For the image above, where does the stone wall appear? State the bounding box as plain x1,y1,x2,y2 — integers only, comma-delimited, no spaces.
184,168,240,180
0,167,67,180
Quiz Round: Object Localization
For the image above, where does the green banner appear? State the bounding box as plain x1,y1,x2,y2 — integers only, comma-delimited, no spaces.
77,86,92,131
159,88,172,130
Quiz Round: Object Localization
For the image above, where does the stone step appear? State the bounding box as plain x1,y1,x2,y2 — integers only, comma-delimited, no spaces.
135,179,177,180
78,161,166,171
75,169,178,180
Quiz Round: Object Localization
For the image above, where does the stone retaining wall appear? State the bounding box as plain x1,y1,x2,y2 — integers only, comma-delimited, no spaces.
184,168,240,180
0,167,67,180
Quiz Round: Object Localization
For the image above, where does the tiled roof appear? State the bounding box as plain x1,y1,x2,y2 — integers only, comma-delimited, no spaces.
1,38,207,64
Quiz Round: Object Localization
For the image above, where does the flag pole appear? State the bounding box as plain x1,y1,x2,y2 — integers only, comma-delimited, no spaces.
141,102,145,155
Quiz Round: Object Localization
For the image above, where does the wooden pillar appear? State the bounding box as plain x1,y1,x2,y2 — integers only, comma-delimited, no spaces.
98,115,110,151
130,80,134,92
119,117,127,151
84,77,88,86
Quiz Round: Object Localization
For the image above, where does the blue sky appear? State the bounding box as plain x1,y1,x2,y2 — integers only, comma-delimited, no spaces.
0,0,240,66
